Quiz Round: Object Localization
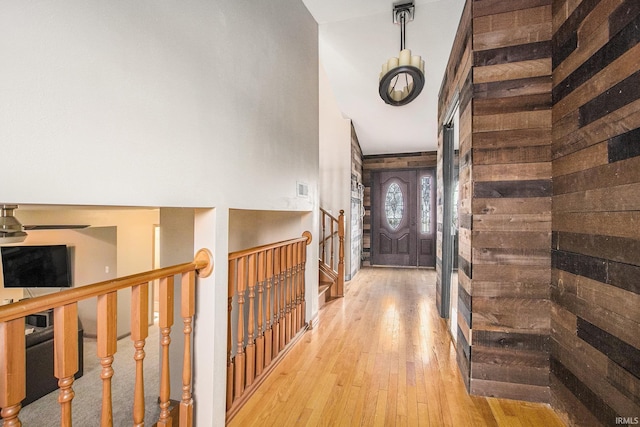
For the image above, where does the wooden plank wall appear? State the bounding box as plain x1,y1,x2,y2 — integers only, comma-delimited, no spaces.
551,0,640,425
361,152,437,266
351,124,363,188
439,0,554,401
469,0,553,402
350,124,363,279
436,0,473,390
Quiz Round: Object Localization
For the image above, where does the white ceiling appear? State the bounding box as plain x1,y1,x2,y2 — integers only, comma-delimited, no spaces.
302,0,465,155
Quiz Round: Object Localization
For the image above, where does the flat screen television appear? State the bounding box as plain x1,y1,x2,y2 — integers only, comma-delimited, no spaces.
1,245,72,288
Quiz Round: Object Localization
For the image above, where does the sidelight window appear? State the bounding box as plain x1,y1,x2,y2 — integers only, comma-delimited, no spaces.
420,176,431,233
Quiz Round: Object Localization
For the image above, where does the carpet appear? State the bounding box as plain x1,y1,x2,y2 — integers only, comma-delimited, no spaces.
2,323,161,426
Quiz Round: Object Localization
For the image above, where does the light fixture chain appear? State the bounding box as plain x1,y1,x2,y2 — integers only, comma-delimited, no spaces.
400,11,406,51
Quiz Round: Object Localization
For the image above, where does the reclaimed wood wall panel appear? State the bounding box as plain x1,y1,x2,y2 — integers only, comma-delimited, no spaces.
551,0,640,425
351,124,364,279
469,0,553,403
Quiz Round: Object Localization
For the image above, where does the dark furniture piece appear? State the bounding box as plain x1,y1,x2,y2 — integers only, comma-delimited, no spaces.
24,317,84,406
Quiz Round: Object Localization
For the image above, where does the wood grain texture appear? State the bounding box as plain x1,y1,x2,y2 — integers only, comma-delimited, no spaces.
474,110,552,132
552,12,640,103
475,42,552,66
579,69,640,127
554,153,640,195
473,197,551,215
228,268,565,426
609,126,640,163
552,269,640,349
552,140,608,177
474,58,552,84
554,230,640,266
474,179,552,198
554,0,627,83
473,0,552,18
0,317,26,422
474,162,552,181
477,142,548,164
474,76,552,99
441,0,554,405
553,41,640,124
553,181,640,212
473,128,552,149
553,211,640,239
474,93,551,116
474,5,552,37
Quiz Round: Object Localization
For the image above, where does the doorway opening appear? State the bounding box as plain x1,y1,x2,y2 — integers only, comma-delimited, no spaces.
441,102,460,341
371,168,436,267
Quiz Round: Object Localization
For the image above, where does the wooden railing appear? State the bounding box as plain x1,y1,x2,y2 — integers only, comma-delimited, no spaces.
0,249,213,427
226,232,311,419
320,208,345,297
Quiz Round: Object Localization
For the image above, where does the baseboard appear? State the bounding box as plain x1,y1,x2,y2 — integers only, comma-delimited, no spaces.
225,324,310,423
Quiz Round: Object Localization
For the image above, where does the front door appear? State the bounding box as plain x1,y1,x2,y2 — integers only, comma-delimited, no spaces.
371,169,436,267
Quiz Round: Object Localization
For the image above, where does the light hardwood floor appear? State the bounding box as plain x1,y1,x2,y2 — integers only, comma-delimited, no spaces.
228,267,565,426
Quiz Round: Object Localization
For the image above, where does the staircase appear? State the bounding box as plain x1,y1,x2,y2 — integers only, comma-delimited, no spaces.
319,208,345,307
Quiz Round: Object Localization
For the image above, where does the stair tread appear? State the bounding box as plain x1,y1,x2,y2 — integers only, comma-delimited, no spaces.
319,284,331,296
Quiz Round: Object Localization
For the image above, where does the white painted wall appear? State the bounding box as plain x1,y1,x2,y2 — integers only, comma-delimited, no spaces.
2,208,159,337
1,2,319,425
0,1,318,212
229,210,312,253
1,227,118,336
319,63,353,280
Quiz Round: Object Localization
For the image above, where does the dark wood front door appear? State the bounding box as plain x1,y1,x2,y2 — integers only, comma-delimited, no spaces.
371,169,436,267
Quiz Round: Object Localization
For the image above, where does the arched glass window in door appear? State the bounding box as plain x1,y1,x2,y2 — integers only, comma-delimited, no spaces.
385,182,404,229
420,175,431,233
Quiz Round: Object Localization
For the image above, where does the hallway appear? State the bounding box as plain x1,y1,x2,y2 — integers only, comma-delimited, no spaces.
228,267,565,426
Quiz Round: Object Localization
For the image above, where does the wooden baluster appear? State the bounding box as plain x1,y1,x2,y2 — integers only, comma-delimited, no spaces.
291,243,299,334
272,248,281,358
97,292,117,427
131,283,149,427
301,237,308,326
330,218,335,269
279,246,287,349
338,210,346,296
297,241,304,329
255,251,265,377
321,212,326,264
226,259,236,410
54,303,79,427
285,244,293,344
180,271,195,426
0,318,26,427
245,253,256,386
264,249,273,366
157,276,174,427
234,257,246,400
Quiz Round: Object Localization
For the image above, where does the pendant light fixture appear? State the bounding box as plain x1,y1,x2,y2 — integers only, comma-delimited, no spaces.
379,1,425,106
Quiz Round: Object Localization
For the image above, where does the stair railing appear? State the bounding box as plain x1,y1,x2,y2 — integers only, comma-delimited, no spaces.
0,249,213,427
226,232,312,421
319,208,345,297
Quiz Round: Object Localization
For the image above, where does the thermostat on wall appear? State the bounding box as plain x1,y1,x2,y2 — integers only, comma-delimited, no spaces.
297,181,309,198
